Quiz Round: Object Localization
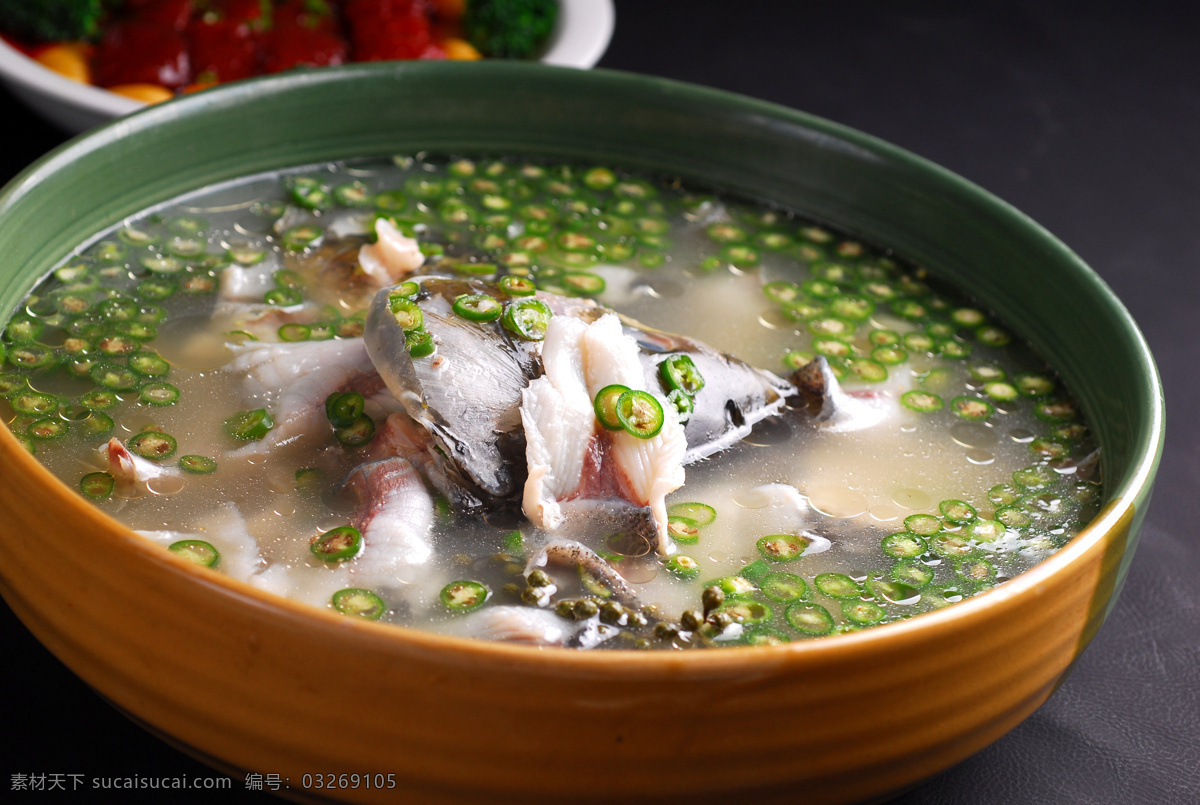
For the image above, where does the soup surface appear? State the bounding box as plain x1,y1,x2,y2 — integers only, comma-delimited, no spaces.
0,155,1101,648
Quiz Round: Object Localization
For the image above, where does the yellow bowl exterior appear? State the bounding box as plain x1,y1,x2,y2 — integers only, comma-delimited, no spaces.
0,431,1135,803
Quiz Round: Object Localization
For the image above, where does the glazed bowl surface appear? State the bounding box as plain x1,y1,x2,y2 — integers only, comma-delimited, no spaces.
0,0,615,132
0,62,1163,804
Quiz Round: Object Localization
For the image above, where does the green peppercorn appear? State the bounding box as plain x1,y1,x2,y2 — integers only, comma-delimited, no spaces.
702,585,725,614
527,569,553,588
654,622,679,640
708,611,734,630
573,598,599,619
680,609,704,631
599,601,625,625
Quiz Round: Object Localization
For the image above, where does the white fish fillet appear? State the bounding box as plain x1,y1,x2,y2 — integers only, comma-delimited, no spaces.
357,218,425,286
521,316,593,531
582,315,687,553
226,338,394,456
218,261,279,302
521,313,686,553
344,457,434,584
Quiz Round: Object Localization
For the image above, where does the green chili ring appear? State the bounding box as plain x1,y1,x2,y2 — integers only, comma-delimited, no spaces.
593,384,630,431
310,526,363,563
138,382,179,406
761,571,809,602
179,455,217,474
666,515,700,544
325,391,366,429
452,293,503,322
80,471,115,499
501,298,552,341
667,501,716,526
786,602,834,636
499,275,537,296
224,408,274,442
332,588,387,619
814,572,862,599
440,580,490,612
28,418,69,440
615,389,665,439
169,539,220,568
128,431,177,460
659,353,705,396
336,415,376,448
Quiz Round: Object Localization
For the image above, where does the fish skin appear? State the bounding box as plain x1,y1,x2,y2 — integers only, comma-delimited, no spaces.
364,277,545,507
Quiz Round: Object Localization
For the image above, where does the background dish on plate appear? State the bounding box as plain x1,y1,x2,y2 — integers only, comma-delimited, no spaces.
0,0,615,132
0,63,1162,803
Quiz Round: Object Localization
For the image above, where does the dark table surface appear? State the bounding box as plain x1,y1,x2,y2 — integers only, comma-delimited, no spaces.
2,1,1197,802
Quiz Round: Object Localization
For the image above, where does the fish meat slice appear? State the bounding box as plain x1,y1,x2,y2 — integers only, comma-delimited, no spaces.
343,456,435,579
522,312,687,553
357,218,425,286
226,338,398,456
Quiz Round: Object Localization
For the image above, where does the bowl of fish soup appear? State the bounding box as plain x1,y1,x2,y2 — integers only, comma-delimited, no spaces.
0,63,1163,803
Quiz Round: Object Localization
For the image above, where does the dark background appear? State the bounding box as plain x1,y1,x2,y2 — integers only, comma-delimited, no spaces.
2,1,1197,802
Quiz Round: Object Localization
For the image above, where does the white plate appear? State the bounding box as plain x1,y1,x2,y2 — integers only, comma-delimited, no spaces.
0,0,614,133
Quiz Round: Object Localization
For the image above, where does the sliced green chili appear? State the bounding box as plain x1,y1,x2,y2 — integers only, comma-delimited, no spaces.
498,275,537,296
179,454,217,474
950,396,994,421
80,471,115,499
615,389,664,439
665,555,701,579
761,571,808,602
501,298,552,341
939,499,978,524
10,390,60,416
659,354,705,396
882,531,927,559
28,418,68,440
224,408,274,442
169,540,220,568
891,559,934,588
842,599,886,625
406,330,436,358
667,502,716,526
453,293,503,322
139,382,180,406
814,573,861,598
666,388,693,424
129,431,177,460
440,580,490,612
756,533,811,562
900,390,944,413
332,588,386,619
786,602,834,636
336,415,376,447
311,525,362,563
666,515,700,544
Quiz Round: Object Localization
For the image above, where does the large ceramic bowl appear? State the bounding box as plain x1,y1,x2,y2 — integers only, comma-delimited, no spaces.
0,0,615,132
0,63,1163,803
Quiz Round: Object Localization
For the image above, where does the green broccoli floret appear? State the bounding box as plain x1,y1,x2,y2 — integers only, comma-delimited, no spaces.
0,0,107,42
463,0,558,60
